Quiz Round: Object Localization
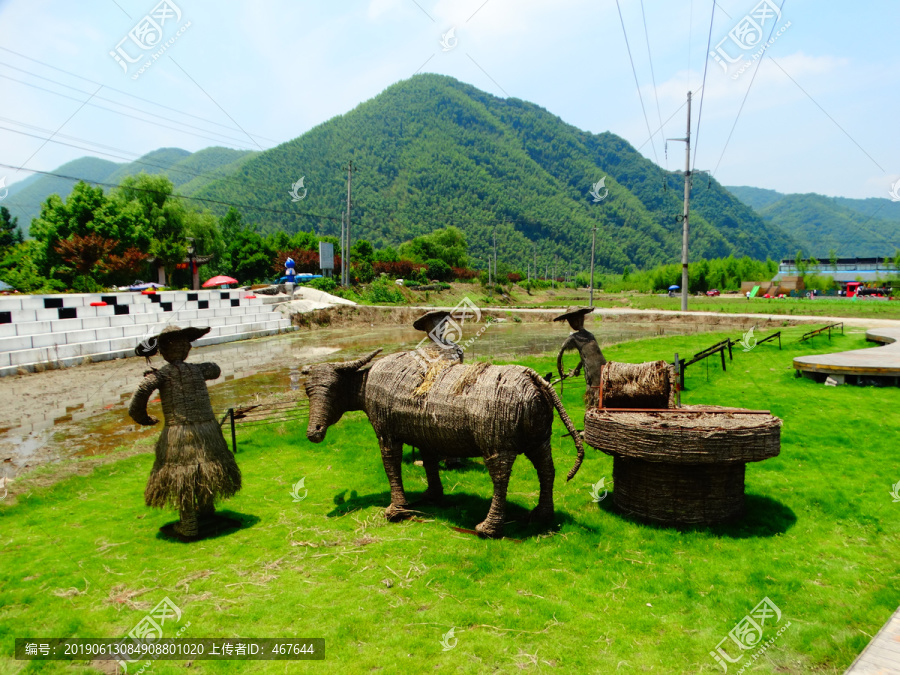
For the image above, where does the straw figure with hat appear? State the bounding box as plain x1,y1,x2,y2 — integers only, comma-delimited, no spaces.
554,307,607,407
129,325,242,540
412,310,464,364
412,310,465,469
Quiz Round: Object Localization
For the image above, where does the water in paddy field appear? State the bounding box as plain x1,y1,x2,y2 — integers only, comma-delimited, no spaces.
0,320,712,478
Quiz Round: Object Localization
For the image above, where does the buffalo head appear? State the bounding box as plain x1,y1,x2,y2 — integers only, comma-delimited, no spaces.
304,349,381,442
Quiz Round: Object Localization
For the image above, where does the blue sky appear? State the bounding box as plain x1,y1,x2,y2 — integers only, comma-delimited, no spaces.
0,0,898,199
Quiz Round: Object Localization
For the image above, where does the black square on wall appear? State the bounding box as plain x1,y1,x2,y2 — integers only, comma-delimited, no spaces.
187,293,198,301
149,295,161,304
58,307,77,320
219,292,230,299
0,311,10,324
44,298,63,309
161,302,173,312
231,299,239,307
101,296,118,305
198,300,209,310
114,305,130,315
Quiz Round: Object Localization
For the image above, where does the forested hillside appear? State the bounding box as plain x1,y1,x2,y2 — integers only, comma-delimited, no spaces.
4,147,254,236
190,74,793,273
727,185,900,257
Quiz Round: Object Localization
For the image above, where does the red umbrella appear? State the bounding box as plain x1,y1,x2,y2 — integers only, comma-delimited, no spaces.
202,275,239,288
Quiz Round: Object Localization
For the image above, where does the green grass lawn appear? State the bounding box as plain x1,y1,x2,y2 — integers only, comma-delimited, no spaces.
361,281,900,321
1,328,898,673
617,294,900,320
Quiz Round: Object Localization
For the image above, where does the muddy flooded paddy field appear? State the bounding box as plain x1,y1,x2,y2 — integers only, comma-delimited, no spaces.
0,319,716,480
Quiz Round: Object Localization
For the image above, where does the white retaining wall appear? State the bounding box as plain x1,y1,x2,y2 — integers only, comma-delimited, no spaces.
0,290,294,376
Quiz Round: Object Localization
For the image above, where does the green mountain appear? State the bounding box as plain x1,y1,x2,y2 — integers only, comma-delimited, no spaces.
726,186,900,257
190,74,794,272
5,147,254,237
4,157,120,237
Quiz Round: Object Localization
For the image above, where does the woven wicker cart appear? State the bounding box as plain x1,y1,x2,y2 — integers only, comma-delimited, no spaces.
583,405,781,526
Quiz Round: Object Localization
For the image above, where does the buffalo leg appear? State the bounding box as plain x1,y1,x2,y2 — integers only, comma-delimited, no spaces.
476,453,515,539
381,440,411,521
525,441,555,523
420,455,444,504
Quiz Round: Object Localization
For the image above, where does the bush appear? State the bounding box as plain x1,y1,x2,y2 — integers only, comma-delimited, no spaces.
451,266,478,281
274,248,341,275
425,258,451,281
352,260,375,284
307,277,336,293
508,272,522,283
373,260,426,278
365,277,404,303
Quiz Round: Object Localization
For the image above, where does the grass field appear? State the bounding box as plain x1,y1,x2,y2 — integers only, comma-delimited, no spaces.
367,281,900,321
1,327,898,673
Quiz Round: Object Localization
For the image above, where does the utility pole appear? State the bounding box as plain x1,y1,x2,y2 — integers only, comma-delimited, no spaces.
589,225,597,307
492,229,497,281
668,92,692,311
345,161,354,286
340,211,346,286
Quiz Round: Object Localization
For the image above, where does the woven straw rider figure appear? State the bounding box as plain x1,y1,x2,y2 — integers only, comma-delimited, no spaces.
555,307,607,407
413,310,464,364
129,326,242,539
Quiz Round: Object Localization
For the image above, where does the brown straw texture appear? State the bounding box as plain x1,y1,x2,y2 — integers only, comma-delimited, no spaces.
612,457,747,525
583,405,781,526
597,360,677,409
129,360,241,512
583,405,782,464
305,350,584,538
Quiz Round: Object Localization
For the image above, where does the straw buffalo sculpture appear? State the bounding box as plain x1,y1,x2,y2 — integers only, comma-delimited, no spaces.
304,348,584,538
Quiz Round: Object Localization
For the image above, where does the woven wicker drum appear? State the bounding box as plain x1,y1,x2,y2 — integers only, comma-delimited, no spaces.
584,405,781,525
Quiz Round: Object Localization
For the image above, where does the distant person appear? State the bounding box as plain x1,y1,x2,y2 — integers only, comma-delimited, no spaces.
554,307,607,407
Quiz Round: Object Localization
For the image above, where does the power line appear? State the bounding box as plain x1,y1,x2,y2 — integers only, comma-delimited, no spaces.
639,0,666,169
0,73,259,149
0,124,283,202
767,57,885,174
0,61,261,148
0,162,341,223
16,85,102,174
170,58,265,151
712,1,786,177
691,0,716,171
614,0,660,166
637,93,696,152
0,46,278,144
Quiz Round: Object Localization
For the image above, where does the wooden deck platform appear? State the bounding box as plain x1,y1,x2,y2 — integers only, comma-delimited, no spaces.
794,328,900,381
844,606,900,674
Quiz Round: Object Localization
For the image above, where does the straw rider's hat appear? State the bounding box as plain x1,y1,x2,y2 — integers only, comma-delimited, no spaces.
553,307,594,323
134,325,211,357
413,310,452,333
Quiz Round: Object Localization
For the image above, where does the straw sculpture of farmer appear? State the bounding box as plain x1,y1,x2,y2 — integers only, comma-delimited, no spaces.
554,307,607,407
413,310,464,469
413,310,464,363
129,326,241,539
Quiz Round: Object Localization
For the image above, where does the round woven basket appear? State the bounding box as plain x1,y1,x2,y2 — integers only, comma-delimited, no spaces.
583,405,781,525
584,405,781,464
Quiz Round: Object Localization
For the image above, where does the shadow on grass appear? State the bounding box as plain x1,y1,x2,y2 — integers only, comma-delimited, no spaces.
155,510,260,544
400,451,486,475
594,493,796,538
326,489,577,540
